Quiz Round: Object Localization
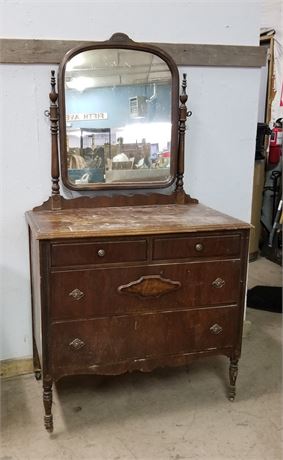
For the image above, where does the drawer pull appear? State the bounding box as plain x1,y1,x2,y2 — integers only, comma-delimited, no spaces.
97,249,105,257
195,243,203,252
69,338,85,350
210,323,223,335
69,288,84,301
212,277,225,289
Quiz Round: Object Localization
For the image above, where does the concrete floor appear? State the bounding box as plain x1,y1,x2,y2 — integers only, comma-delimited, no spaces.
1,257,282,460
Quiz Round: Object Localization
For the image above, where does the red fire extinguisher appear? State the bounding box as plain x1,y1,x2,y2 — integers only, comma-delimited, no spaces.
269,118,283,164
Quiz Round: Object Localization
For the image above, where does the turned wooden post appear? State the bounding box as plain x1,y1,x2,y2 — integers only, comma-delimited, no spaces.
43,377,53,433
176,73,191,193
46,70,62,210
229,358,239,401
49,70,60,195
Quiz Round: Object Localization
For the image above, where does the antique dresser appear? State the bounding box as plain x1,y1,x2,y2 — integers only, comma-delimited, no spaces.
26,33,250,432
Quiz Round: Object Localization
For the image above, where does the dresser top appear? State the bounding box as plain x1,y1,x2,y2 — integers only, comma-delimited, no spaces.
26,203,250,240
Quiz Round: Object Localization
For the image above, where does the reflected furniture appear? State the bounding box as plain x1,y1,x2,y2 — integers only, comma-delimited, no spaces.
26,33,250,433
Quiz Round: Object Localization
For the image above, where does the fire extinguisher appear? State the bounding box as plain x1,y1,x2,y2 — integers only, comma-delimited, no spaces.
269,118,283,165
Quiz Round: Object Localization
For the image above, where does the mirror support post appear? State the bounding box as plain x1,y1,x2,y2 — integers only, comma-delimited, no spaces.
176,73,188,194
48,70,62,210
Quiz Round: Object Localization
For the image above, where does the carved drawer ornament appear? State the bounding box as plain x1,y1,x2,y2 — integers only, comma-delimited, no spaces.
118,275,181,298
212,277,225,289
69,338,85,350
210,323,223,335
69,288,85,301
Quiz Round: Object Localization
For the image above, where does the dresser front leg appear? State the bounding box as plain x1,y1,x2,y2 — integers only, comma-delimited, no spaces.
43,378,53,433
228,358,239,401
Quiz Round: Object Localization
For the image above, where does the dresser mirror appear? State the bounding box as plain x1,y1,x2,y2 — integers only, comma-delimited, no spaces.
59,37,179,190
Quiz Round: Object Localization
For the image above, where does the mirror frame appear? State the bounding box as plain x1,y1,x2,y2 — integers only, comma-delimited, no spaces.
58,33,180,191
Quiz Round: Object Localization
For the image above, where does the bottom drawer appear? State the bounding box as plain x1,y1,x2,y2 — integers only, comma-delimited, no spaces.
51,306,239,372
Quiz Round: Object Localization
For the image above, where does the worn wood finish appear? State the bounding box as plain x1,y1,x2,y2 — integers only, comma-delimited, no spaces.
1,39,267,67
118,274,182,299
49,71,60,197
49,259,242,320
43,378,53,433
51,306,239,377
153,233,241,260
25,35,251,432
51,238,148,267
26,203,250,240
31,190,198,212
176,74,188,192
28,228,43,376
229,359,239,401
27,211,250,431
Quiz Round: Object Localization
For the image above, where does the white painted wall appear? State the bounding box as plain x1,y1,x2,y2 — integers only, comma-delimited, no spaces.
184,66,261,215
0,0,260,45
0,0,262,360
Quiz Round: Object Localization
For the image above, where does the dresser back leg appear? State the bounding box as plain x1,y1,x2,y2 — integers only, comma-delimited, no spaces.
32,336,42,380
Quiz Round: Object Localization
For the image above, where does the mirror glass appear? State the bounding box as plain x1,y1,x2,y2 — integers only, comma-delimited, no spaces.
64,48,173,186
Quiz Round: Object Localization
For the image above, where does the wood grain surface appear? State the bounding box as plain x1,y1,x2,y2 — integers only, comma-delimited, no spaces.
51,306,239,376
49,260,241,321
26,203,250,240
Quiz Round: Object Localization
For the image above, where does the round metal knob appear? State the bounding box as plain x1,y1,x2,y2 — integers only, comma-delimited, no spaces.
97,249,105,257
195,243,204,252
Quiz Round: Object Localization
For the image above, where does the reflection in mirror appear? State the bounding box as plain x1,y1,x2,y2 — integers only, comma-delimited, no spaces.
64,49,172,186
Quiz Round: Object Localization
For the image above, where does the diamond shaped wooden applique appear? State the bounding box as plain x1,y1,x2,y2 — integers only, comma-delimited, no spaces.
118,275,181,298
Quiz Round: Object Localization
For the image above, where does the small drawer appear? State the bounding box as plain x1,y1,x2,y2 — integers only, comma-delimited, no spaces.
51,306,239,372
153,234,241,260
51,238,147,267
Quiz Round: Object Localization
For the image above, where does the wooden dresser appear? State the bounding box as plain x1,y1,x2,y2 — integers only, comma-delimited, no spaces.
26,33,250,432
26,204,249,432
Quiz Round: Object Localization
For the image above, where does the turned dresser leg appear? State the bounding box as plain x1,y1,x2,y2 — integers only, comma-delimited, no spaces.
228,358,239,401
43,379,53,433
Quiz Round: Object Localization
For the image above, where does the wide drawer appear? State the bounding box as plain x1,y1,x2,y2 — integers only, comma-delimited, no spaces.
51,238,147,267
153,234,241,260
50,260,241,320
51,306,239,371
